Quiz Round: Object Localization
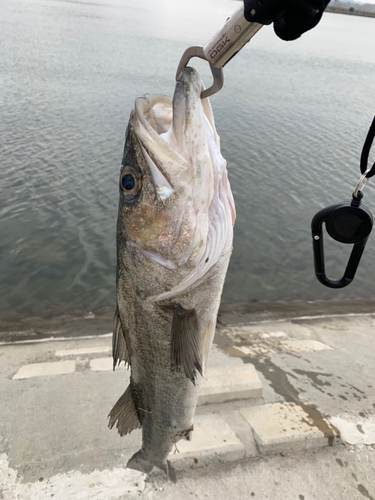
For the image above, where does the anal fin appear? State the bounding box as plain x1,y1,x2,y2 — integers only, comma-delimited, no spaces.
108,385,141,436
112,306,130,370
171,302,202,384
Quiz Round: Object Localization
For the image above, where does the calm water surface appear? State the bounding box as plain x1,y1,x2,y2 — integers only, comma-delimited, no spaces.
1,0,375,313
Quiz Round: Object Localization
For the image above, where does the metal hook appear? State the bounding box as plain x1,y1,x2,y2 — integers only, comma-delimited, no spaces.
175,46,224,100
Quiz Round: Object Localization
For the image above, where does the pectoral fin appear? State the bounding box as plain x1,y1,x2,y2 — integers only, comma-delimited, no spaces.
108,385,141,436
170,302,202,384
112,306,130,370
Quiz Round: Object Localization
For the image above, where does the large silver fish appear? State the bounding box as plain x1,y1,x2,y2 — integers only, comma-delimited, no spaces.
108,67,235,481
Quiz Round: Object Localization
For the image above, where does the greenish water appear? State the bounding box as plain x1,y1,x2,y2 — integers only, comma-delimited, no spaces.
1,0,375,313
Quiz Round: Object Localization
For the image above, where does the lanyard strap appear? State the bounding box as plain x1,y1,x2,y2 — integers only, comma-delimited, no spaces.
360,116,375,178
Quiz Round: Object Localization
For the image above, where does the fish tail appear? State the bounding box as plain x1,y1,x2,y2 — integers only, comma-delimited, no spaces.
127,450,177,483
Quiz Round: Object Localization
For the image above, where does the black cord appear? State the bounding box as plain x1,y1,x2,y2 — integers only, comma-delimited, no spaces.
360,116,375,178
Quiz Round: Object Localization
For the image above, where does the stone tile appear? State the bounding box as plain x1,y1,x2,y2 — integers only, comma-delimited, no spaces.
55,346,110,357
206,344,245,367
169,413,245,469
330,415,375,445
89,357,127,372
12,361,76,380
241,402,331,454
199,364,262,405
239,331,287,342
221,411,259,457
280,339,332,353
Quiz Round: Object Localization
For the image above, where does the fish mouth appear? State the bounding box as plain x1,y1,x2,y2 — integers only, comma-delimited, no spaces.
160,67,221,171
162,67,207,152
132,67,220,192
131,68,235,301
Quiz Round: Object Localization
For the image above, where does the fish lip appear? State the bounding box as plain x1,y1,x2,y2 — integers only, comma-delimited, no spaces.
173,67,203,112
176,66,203,92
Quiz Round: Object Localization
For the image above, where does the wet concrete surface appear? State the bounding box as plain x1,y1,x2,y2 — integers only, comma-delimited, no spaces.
141,445,375,500
215,312,375,420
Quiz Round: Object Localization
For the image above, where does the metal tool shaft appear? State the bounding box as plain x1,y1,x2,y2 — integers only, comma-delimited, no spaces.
203,6,263,69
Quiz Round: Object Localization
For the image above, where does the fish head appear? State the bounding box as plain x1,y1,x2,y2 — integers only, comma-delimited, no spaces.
118,67,235,298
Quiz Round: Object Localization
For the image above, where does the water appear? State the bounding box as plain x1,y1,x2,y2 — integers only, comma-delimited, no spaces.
1,0,375,313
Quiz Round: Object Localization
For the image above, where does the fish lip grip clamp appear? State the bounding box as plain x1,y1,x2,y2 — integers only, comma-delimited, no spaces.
176,4,263,99
176,0,319,99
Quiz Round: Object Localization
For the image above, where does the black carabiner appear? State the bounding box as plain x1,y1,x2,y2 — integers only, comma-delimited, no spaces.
311,192,373,289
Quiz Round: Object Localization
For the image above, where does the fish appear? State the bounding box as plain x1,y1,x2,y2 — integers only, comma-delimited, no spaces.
108,66,235,481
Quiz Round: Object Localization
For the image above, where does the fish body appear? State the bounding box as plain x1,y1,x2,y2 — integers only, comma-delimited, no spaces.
109,67,235,480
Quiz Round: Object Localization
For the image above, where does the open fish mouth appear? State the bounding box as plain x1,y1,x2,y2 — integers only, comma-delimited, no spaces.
131,67,235,301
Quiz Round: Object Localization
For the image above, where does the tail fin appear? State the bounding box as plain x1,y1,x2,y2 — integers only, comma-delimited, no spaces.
127,450,177,483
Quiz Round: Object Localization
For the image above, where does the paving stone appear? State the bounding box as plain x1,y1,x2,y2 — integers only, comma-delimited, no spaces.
12,361,76,380
239,331,287,342
55,346,110,357
330,415,375,445
199,363,262,405
221,411,259,457
205,344,245,367
89,357,127,372
241,402,330,454
169,413,245,470
232,338,332,357
280,339,332,353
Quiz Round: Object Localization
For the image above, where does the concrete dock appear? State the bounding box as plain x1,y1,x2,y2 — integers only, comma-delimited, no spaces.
1,301,375,499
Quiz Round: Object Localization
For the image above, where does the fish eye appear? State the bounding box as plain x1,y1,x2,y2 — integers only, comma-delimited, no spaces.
122,173,136,192
120,165,142,203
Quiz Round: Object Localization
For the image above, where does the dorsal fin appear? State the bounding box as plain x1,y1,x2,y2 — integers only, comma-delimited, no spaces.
108,385,141,436
170,302,203,384
112,306,130,370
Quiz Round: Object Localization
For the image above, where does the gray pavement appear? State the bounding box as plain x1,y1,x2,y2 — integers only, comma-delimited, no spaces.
1,302,375,499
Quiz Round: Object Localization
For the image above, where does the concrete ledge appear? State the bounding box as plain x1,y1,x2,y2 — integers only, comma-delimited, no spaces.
12,361,76,380
241,402,331,454
199,363,262,405
169,414,245,470
55,346,110,357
